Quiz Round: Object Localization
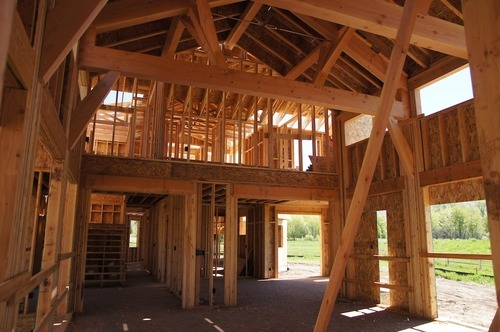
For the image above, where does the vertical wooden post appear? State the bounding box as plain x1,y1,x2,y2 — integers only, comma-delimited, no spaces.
36,160,67,330
267,98,274,168
314,0,419,330
253,97,259,166
182,187,197,308
73,187,91,313
263,205,277,278
311,105,317,158
224,184,238,306
298,103,303,171
0,0,16,105
57,181,77,317
462,2,500,330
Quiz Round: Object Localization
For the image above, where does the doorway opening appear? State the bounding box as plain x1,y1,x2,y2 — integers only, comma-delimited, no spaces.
429,200,494,329
279,214,321,279
376,210,389,305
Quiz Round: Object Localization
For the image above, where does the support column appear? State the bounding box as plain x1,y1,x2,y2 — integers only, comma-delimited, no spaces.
263,205,277,278
182,187,197,308
36,160,67,331
224,184,238,306
462,2,500,330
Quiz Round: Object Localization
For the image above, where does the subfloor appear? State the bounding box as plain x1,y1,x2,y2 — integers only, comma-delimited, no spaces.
68,266,484,332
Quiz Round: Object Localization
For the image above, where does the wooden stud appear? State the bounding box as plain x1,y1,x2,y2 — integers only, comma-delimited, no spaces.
182,188,197,308
224,184,237,306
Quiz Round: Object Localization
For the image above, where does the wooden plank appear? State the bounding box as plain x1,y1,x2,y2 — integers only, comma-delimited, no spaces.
420,252,492,260
462,4,500,329
234,183,336,201
0,0,16,102
0,88,29,282
285,42,323,80
225,2,263,49
188,2,227,69
7,10,35,90
69,71,120,149
85,174,194,194
345,177,406,199
224,185,238,305
257,0,466,59
181,189,197,308
161,17,184,57
418,160,482,187
40,87,67,159
93,0,244,32
387,116,415,179
40,0,106,83
314,0,419,330
456,105,470,163
36,161,67,328
78,44,407,118
314,28,355,86
0,271,30,303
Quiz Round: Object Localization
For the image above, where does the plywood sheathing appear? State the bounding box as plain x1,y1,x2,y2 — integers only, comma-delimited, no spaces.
428,178,485,205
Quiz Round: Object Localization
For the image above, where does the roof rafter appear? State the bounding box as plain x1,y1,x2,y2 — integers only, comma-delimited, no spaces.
254,0,466,58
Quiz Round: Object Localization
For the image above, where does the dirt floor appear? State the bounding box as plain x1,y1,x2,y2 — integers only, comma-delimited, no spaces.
66,262,493,332
282,263,496,331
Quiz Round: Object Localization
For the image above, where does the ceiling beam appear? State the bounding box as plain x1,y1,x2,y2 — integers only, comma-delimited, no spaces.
225,2,263,49
93,0,245,33
69,71,120,149
78,44,406,118
40,0,107,83
161,17,184,57
284,42,323,80
314,27,355,86
255,0,466,59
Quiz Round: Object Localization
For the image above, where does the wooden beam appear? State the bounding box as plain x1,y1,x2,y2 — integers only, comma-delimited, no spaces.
0,0,16,102
79,45,406,118
161,17,184,58
314,0,419,330
182,188,197,308
40,0,107,83
418,160,481,187
224,2,263,49
284,42,323,80
314,28,355,86
40,87,67,159
7,10,35,90
93,0,244,33
224,185,238,305
462,5,500,326
85,174,194,194
190,1,227,68
255,0,466,58
68,71,120,149
387,116,415,179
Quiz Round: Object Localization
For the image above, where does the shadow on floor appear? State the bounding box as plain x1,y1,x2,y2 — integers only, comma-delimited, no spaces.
69,268,479,332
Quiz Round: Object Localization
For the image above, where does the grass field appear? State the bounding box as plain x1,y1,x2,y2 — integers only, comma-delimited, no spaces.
287,238,493,285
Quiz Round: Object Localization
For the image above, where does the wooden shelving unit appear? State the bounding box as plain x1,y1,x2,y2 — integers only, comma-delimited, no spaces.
85,224,127,287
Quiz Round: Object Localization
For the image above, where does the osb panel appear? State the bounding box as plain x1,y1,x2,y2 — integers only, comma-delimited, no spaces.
82,155,172,177
382,135,399,179
364,192,409,309
354,211,379,303
463,103,480,161
428,178,485,205
170,162,338,189
425,116,443,170
35,142,52,169
91,193,124,205
444,112,462,165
